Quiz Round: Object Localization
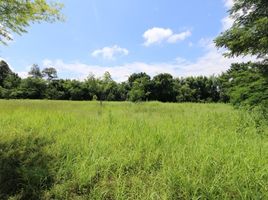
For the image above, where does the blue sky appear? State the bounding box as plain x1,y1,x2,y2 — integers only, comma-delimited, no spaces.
1,0,248,81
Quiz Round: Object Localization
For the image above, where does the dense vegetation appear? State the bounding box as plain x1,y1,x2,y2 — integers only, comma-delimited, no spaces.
0,61,267,118
215,0,268,114
0,62,223,103
0,101,267,199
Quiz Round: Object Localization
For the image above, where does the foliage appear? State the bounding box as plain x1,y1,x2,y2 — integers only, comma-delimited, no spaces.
28,64,43,78
0,136,55,200
18,77,47,99
215,0,268,59
0,60,13,86
219,62,268,107
42,67,58,81
128,73,152,102
0,62,225,103
151,73,176,102
0,0,64,44
215,0,268,119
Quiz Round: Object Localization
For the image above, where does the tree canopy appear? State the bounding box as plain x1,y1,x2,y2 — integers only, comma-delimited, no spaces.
0,62,224,103
215,0,268,60
0,0,64,44
215,0,268,115
0,60,12,86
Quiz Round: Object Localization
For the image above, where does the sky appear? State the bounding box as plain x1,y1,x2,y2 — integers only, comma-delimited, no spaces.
0,0,249,82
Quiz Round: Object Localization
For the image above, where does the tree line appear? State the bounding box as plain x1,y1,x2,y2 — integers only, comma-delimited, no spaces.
0,61,223,102
1,60,266,109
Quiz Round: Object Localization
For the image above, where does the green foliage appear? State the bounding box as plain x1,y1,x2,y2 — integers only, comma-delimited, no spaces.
128,74,151,102
45,80,66,100
128,72,151,88
0,101,267,199
0,62,224,103
63,80,89,100
152,73,176,102
28,64,43,79
220,62,268,108
0,60,13,86
175,76,220,103
215,0,268,59
42,67,58,81
18,77,47,99
2,73,21,89
129,82,146,102
215,0,268,120
0,0,64,44
0,136,55,200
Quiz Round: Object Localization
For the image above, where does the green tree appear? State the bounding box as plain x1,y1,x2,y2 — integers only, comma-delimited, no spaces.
0,60,12,86
215,0,268,111
42,67,58,81
129,76,151,102
101,72,119,101
0,0,63,44
84,73,99,100
128,73,151,87
152,73,176,102
220,62,268,107
215,0,268,60
64,80,89,100
28,64,43,78
18,77,47,99
174,78,196,102
45,79,67,100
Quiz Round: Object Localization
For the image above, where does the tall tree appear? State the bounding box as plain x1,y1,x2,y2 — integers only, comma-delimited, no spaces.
219,62,268,107
28,64,42,78
215,0,268,111
0,60,12,86
215,0,268,60
129,76,151,102
19,77,47,99
42,67,58,81
152,73,176,102
0,0,63,44
128,72,151,88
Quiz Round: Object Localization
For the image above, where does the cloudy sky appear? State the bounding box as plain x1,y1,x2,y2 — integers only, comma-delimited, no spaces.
1,0,247,82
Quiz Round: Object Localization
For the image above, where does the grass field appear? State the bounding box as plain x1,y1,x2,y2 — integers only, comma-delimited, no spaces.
0,100,267,199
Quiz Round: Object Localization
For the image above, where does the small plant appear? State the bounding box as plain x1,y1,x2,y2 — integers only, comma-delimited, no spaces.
92,95,98,101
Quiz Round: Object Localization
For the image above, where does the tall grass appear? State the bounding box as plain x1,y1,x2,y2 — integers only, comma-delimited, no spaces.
0,100,267,199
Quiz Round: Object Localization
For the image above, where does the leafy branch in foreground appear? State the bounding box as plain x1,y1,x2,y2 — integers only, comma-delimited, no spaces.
0,0,64,44
215,0,268,60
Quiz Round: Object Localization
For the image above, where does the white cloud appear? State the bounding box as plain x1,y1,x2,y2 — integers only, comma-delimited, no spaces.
17,71,28,78
167,31,192,43
143,27,191,46
91,45,129,60
143,28,172,46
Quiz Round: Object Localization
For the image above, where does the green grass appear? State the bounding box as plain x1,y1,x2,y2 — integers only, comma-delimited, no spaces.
0,100,267,200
